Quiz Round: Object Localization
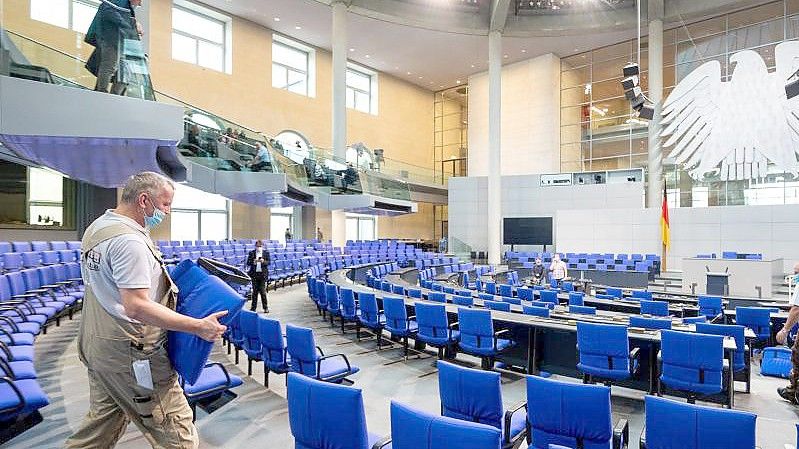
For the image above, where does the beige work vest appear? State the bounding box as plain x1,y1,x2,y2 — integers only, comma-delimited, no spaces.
77,222,179,376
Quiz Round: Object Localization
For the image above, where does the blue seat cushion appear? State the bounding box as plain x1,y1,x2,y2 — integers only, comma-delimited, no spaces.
1,345,35,362
418,330,459,347
0,379,49,419
503,408,527,442
761,347,792,378
357,313,385,328
182,364,243,398
318,357,360,379
4,360,37,380
2,313,48,325
460,338,513,357
0,333,34,346
660,360,727,395
387,320,418,337
578,357,636,381
1,322,40,335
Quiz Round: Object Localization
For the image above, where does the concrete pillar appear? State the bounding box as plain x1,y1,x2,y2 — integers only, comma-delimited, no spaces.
487,30,502,265
647,0,664,208
330,0,348,244
300,205,316,240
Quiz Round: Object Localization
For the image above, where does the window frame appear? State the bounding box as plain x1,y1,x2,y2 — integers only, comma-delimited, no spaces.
271,34,316,98
29,0,100,34
171,0,233,74
346,63,379,115
345,213,377,241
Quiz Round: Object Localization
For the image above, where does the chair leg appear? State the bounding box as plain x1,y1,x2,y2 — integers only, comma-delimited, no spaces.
265,369,269,388
438,347,444,360
235,348,240,365
376,329,382,349
404,337,409,360
341,318,346,334
356,323,361,341
248,358,253,376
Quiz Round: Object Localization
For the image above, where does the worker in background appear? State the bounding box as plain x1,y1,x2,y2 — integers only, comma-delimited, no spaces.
532,257,546,286
777,262,799,404
85,0,142,95
549,254,568,287
65,172,226,449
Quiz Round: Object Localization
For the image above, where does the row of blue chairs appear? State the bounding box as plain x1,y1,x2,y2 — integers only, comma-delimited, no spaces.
288,364,759,449
0,241,81,254
1,249,81,273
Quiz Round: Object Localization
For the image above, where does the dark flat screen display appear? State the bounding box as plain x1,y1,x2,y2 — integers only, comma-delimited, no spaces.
503,217,553,245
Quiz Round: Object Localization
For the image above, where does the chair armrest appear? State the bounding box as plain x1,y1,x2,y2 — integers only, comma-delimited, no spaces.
316,353,354,381
0,357,13,379
0,316,20,333
26,289,48,294
448,321,459,330
0,341,12,361
12,294,38,300
613,418,629,449
68,278,83,282
0,327,15,346
494,329,511,341
0,306,27,320
0,376,25,415
40,284,61,289
316,346,325,356
371,435,392,449
182,362,235,400
503,400,528,444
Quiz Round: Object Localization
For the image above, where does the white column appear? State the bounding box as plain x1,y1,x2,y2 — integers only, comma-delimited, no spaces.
330,1,348,246
647,0,664,208
487,30,502,265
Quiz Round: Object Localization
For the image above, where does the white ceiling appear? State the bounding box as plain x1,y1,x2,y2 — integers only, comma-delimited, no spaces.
198,0,639,90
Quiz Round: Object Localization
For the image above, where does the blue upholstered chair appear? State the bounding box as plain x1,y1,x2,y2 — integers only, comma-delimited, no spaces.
499,284,513,298
695,323,750,393
325,283,342,326
522,305,550,318
384,296,418,359
734,307,773,345
428,292,447,303
561,281,575,292
339,288,359,334
392,284,406,296
682,316,707,324
437,361,526,449
314,279,327,316
640,300,669,317
287,373,382,449
373,401,502,449
631,290,653,300
432,283,444,292
238,310,262,377
356,292,386,347
485,282,497,295
658,330,727,406
568,292,584,306
485,300,511,312
640,396,755,449
629,316,672,330
525,375,628,449
408,288,423,299
286,324,359,383
577,322,640,385
415,302,459,359
698,296,723,320
258,317,289,387
569,305,596,315
453,296,474,307
606,287,623,299
518,287,534,301
539,290,559,307
457,308,513,369
179,362,243,421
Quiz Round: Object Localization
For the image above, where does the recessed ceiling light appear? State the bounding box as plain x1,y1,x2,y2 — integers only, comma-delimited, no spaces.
503,54,508,58
470,64,475,68
365,54,370,58
456,80,462,84
418,76,423,79
407,71,412,75
521,49,527,53
349,48,355,52
295,26,302,30
273,17,280,22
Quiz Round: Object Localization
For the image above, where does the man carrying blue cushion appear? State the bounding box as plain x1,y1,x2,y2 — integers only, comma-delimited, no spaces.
777,262,799,404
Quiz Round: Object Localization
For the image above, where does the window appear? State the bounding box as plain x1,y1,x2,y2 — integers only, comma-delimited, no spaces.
346,64,378,114
171,1,232,73
169,184,230,241
345,214,376,241
0,161,75,228
272,35,315,97
270,207,294,243
30,0,100,34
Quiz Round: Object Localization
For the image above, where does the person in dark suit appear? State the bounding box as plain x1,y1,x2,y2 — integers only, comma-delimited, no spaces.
246,240,270,312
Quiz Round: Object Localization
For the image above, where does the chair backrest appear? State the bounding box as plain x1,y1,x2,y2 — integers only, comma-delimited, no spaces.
698,296,723,318
682,316,707,325
358,292,380,324
523,305,550,318
238,310,260,351
286,324,320,377
432,283,444,292
631,290,652,300
392,284,405,295
258,317,287,370
568,292,584,306
340,288,357,317
428,292,447,303
408,288,423,299
485,282,496,295
569,305,596,315
415,302,450,340
389,401,502,449
660,330,724,394
499,284,513,298
640,300,669,317
644,396,756,449
695,323,746,371
527,375,612,449
438,361,503,430
485,300,511,312
539,290,558,305
606,287,623,299
629,316,672,330
502,297,522,306
577,322,630,376
287,373,370,449
517,287,533,301
325,283,340,309
453,296,474,307
384,296,410,331
734,307,772,339
458,308,495,350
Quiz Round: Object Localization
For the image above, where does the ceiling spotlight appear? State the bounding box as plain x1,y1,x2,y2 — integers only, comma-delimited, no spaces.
365,54,370,58
273,17,280,22
407,71,412,75
295,25,302,30
521,49,527,53
456,80,462,84
349,48,355,52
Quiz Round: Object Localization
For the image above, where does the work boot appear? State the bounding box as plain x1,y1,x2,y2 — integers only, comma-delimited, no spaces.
777,387,798,404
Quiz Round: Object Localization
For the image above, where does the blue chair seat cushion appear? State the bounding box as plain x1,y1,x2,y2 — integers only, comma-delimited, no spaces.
0,332,35,346
182,364,243,397
4,360,37,380
387,320,418,337
0,379,49,418
760,347,792,378
2,313,48,325
578,357,637,381
418,330,460,347
460,338,513,356
2,345,35,362
660,359,728,395
1,322,40,335
503,408,527,441
341,310,361,321
357,313,386,329
319,357,360,379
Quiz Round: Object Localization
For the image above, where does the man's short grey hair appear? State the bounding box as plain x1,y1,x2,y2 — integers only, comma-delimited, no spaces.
120,172,175,204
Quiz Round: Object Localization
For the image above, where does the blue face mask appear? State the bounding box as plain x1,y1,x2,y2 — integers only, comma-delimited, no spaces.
144,198,166,230
794,274,799,283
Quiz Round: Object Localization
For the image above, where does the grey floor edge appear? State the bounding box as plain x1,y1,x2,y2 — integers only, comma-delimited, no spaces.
8,284,799,449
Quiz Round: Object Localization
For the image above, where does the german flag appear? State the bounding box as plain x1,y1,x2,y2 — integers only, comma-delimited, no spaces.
661,183,670,252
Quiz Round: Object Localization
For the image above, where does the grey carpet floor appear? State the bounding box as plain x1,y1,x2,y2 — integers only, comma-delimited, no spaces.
7,284,799,448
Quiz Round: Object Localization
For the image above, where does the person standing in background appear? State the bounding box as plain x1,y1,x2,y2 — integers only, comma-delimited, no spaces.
776,262,799,404
532,257,546,286
317,227,324,241
85,0,142,95
284,228,292,243
246,240,270,313
549,254,568,286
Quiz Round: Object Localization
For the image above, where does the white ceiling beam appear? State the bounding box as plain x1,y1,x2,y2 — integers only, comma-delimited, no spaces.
489,0,511,32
